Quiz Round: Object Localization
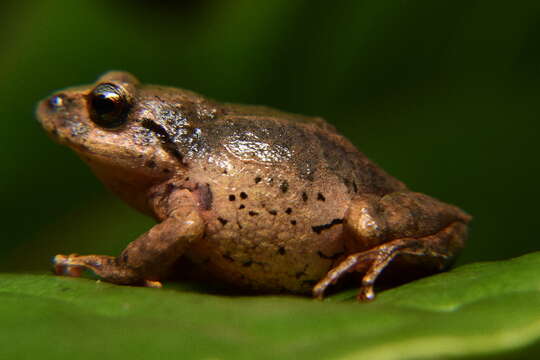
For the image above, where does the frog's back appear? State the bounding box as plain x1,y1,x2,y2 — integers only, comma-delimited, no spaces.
221,103,338,132
206,102,407,196
137,86,405,196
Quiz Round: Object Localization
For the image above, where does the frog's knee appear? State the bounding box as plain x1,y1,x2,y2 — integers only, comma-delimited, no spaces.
345,194,388,246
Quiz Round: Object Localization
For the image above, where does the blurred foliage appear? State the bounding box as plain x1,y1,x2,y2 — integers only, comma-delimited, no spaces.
1,252,540,359
0,0,538,260
2,0,540,358
2,0,540,267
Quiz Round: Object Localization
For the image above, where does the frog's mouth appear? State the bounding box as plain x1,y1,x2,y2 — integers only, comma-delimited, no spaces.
141,118,184,164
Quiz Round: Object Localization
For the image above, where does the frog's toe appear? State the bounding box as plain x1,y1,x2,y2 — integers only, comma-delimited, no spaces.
313,274,345,299
312,253,366,300
312,282,327,300
357,284,375,301
143,280,163,288
53,253,85,277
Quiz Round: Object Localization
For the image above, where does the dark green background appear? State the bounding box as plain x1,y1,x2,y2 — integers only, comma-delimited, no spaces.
1,0,539,272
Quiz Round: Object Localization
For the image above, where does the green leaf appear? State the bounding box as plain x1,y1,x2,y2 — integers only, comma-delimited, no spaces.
1,252,540,360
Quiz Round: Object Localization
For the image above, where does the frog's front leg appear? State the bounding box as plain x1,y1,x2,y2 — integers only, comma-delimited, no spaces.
54,190,205,286
313,192,470,301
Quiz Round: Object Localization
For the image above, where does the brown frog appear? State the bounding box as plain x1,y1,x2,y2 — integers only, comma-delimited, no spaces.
36,71,471,301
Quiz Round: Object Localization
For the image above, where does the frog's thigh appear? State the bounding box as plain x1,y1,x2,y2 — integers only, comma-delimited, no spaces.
313,192,469,301
54,208,204,285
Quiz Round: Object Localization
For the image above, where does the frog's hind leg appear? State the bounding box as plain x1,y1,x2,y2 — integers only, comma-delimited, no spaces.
53,207,204,287
312,192,470,301
313,221,466,300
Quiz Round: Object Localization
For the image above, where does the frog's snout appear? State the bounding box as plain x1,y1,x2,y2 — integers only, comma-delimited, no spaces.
37,91,90,145
37,95,62,137
39,91,77,116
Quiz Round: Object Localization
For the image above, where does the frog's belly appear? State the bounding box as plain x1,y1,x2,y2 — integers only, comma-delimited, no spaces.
184,219,346,294
181,164,352,293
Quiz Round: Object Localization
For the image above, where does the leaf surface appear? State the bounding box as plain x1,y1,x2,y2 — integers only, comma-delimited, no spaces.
1,252,539,360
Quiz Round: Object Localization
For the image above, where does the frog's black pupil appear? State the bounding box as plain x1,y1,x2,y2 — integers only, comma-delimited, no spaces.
89,83,129,128
92,94,117,114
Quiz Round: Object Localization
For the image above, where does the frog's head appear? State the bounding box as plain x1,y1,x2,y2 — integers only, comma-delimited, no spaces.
36,71,207,215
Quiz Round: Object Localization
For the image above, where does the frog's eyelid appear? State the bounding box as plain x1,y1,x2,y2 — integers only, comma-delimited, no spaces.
90,82,133,102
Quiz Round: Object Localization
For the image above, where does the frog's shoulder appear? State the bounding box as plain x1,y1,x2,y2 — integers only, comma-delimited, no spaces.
220,103,337,133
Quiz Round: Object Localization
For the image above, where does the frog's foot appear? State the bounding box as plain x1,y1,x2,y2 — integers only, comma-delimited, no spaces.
313,221,466,301
54,254,85,277
54,253,164,287
312,241,417,301
53,253,142,284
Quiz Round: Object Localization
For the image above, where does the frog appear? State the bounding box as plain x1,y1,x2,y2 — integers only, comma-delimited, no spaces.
36,71,471,301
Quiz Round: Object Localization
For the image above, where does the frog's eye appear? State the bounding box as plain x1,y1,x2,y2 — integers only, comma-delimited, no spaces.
88,83,131,128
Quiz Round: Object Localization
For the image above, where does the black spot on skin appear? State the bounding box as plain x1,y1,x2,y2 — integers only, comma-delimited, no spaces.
268,210,278,216
218,217,228,226
285,208,292,215
141,119,183,162
145,160,156,168
229,194,236,201
162,168,171,173
280,181,289,193
295,271,306,279
278,247,286,255
248,211,259,216
223,253,234,262
302,280,317,286
242,261,253,267
353,181,358,193
312,218,344,234
317,193,326,201
240,192,248,199
255,176,262,184
317,250,345,260
239,204,245,209
302,192,308,202
291,220,297,225
198,183,213,211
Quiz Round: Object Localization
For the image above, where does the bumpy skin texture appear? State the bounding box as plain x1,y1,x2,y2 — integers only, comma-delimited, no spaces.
37,71,471,300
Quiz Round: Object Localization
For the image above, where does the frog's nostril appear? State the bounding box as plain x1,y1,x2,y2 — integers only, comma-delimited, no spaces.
48,94,65,110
